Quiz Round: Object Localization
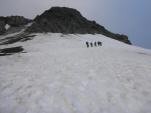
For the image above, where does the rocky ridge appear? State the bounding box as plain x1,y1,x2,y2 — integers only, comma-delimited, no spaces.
0,16,32,35
26,7,131,44
0,7,131,44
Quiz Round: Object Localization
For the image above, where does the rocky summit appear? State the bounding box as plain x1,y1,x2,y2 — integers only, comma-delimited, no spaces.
26,7,131,44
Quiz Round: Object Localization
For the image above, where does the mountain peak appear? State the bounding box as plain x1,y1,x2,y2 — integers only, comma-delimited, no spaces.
26,7,101,34
0,7,131,44
26,7,131,44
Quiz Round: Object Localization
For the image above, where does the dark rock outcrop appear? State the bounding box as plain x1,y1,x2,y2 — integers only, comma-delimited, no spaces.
0,46,24,56
0,16,32,35
0,32,36,45
0,17,7,35
6,16,31,27
26,7,131,44
0,21,6,35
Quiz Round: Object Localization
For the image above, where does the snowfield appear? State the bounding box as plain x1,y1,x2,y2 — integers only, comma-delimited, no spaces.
0,33,151,113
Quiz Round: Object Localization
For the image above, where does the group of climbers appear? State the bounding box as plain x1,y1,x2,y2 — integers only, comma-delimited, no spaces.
86,41,102,48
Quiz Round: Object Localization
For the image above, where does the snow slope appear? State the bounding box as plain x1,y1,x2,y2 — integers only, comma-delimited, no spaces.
0,33,151,113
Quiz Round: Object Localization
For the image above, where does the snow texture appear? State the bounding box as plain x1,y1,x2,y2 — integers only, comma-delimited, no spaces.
5,24,10,30
0,33,151,113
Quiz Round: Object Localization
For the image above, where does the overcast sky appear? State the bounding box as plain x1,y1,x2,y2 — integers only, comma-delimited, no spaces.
0,0,151,49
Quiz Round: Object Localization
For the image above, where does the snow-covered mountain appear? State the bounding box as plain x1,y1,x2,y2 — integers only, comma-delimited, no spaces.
0,6,151,113
0,32,151,113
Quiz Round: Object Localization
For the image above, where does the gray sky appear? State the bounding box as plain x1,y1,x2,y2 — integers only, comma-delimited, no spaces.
0,0,151,49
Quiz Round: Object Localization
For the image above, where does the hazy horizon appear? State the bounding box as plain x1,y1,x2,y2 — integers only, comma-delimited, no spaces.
0,0,151,49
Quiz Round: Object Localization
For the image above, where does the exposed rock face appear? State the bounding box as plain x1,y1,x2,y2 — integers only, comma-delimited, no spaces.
6,16,31,27
0,17,6,35
0,16,32,35
26,7,103,34
0,21,6,35
26,7,131,44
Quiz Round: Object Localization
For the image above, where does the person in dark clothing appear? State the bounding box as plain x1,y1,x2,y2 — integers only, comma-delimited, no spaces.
100,42,102,46
86,42,89,48
98,41,102,46
94,42,97,47
90,42,93,47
